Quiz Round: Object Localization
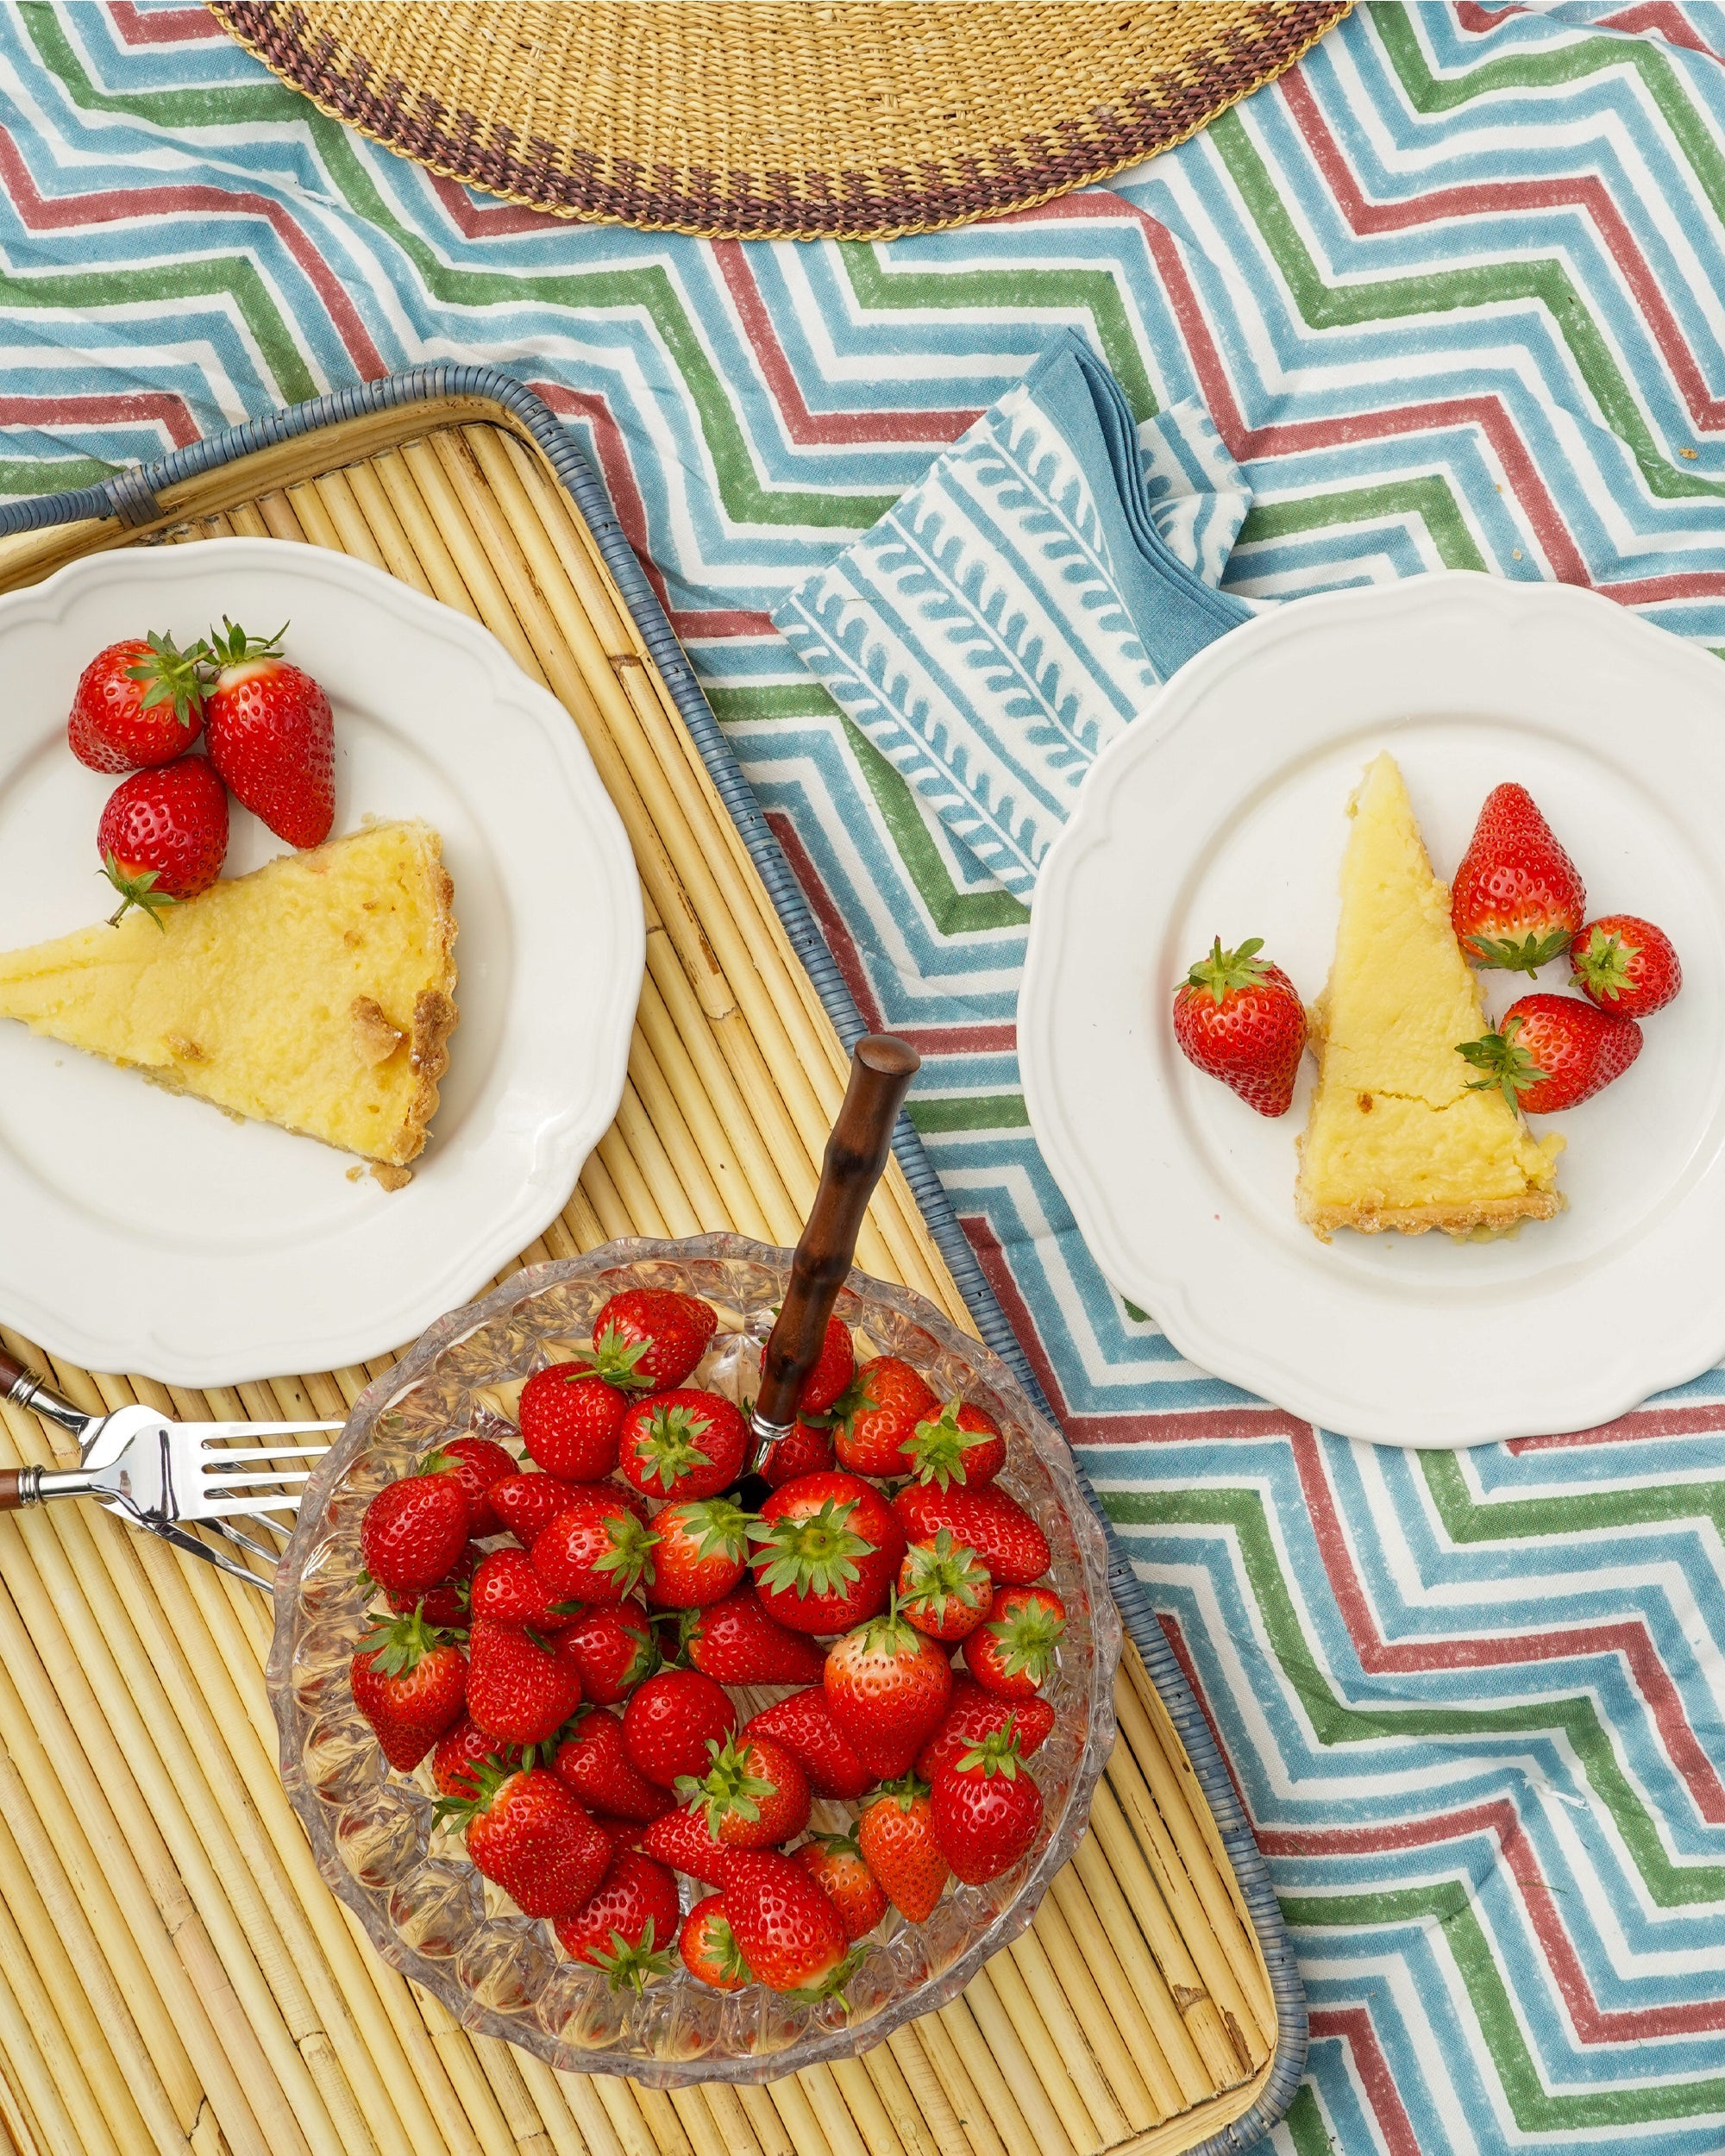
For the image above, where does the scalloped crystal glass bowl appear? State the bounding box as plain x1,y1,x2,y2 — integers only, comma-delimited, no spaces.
268,1233,1122,2085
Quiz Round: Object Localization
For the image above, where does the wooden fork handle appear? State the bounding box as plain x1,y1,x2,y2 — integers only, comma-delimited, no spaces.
0,1471,28,1512
755,1034,920,1434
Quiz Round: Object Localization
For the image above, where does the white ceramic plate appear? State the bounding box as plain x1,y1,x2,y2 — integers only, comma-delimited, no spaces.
1021,573,1725,1448
0,541,643,1386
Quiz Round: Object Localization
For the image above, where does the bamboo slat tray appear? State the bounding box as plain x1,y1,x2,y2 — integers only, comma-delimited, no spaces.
0,373,1298,2156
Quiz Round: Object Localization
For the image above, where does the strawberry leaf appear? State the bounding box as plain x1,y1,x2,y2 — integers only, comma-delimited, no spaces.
102,853,177,931
1456,1016,1547,1107
1461,927,1576,976
1183,936,1269,1004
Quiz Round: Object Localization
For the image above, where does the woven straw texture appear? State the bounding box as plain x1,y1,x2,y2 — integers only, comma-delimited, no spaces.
0,398,1276,2156
204,0,1351,241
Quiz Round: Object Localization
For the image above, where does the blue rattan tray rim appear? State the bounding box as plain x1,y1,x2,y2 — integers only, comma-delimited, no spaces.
0,363,1304,2153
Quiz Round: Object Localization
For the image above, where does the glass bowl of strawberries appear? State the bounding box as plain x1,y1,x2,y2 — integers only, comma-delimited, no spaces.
268,1232,1121,2085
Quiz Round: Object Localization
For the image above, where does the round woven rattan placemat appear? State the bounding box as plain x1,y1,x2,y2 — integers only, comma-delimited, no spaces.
207,0,1352,241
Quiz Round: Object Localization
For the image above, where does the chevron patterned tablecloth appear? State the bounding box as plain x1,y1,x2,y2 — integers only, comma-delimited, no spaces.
10,3,1725,2150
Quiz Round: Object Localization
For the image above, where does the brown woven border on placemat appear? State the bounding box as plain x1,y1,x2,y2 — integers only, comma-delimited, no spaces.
206,0,1352,242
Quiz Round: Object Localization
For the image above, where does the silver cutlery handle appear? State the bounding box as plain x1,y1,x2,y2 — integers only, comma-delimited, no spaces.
0,1348,98,1441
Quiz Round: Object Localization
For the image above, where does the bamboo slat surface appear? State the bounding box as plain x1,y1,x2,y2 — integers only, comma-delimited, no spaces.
0,409,1275,2156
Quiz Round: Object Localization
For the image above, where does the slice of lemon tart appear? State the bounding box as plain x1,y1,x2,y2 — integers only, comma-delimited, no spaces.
0,818,457,1174
1295,754,1562,1239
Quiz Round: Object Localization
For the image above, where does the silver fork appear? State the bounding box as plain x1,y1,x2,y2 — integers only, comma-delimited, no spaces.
1,1346,340,1593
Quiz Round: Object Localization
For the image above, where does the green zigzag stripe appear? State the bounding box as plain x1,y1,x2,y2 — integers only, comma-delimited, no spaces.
709,682,1030,931
1284,2084,1335,2156
1106,1488,1725,1905
907,1095,1030,1132
0,454,118,498
1284,1882,1725,2125
1239,477,1489,571
1425,1449,1725,1544
839,246,1160,421
0,248,320,407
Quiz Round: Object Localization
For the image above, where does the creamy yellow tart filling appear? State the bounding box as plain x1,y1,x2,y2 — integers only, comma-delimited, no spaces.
0,818,457,1171
1295,754,1562,1238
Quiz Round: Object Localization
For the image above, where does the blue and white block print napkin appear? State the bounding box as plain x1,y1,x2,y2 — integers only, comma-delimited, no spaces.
774,331,1253,900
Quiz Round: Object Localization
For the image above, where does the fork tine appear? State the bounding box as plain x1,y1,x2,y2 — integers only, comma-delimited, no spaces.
199,1445,332,1470
194,1471,316,1499
203,1517,293,1563
191,1421,342,1443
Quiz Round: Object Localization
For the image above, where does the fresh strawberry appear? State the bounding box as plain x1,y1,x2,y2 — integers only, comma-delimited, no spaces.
900,1398,1005,1491
892,1482,1049,1587
200,617,333,848
618,1388,749,1502
830,1356,938,1478
532,1489,656,1604
518,1364,628,1480
556,1599,659,1705
97,755,229,925
350,1609,467,1771
775,1314,856,1420
465,1616,583,1746
718,1851,851,1997
857,1778,948,1922
1172,938,1308,1117
468,1545,580,1631
641,1803,733,1887
1570,914,1682,1019
436,1761,609,1920
430,1715,523,1800
675,1733,812,1851
489,1470,586,1548
824,1601,953,1779
931,1726,1044,1884
681,1583,828,1685
621,1668,737,1788
590,1289,718,1392
750,1470,906,1634
360,1460,472,1595
384,1539,480,1630
552,1848,681,1990
680,1895,752,1990
760,1418,836,1491
553,1706,674,1823
1458,993,1642,1114
796,1833,887,1943
440,1432,518,1537
743,1687,875,1802
644,1496,749,1609
1451,782,1586,975
916,1682,1054,1784
965,1584,1064,1697
898,1531,993,1643
68,631,207,772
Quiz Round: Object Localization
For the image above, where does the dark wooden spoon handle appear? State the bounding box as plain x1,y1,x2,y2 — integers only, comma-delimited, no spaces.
755,1035,920,1434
